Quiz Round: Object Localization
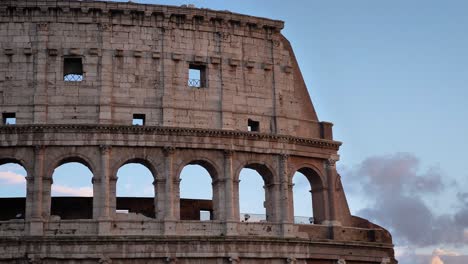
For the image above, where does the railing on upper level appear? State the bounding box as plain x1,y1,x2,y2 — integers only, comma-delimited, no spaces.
188,78,202,88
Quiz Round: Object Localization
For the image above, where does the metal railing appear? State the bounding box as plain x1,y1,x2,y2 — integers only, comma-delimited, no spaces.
64,74,83,82
188,78,202,88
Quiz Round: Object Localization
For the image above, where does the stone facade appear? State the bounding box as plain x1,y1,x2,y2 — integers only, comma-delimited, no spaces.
0,1,396,263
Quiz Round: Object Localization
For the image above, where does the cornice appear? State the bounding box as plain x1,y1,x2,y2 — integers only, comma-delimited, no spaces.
0,124,342,150
0,0,284,32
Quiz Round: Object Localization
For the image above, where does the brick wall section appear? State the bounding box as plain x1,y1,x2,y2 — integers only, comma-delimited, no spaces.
0,0,327,139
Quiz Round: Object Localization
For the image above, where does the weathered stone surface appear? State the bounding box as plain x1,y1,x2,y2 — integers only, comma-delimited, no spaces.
0,1,396,263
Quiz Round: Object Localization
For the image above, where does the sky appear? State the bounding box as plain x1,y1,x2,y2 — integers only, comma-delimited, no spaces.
1,1,468,263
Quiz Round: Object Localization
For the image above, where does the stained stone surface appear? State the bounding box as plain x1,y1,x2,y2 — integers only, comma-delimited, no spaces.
0,1,396,263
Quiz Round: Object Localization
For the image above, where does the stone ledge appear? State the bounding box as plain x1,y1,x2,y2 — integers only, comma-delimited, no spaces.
0,124,342,150
0,0,284,32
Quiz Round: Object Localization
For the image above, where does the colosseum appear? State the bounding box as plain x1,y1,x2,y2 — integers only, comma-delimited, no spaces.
0,0,396,263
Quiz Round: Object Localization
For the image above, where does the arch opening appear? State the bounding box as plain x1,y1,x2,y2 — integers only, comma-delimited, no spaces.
239,163,275,222
0,162,27,220
179,162,214,221
51,162,93,220
116,162,156,219
293,167,326,224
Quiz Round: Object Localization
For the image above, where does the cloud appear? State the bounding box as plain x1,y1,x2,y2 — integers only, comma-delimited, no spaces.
52,185,93,197
0,171,26,185
343,153,468,247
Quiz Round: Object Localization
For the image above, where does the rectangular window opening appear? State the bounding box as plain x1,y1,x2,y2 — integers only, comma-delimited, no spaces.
188,64,206,88
248,119,259,132
2,113,16,125
63,57,83,82
200,210,211,221
132,114,145,126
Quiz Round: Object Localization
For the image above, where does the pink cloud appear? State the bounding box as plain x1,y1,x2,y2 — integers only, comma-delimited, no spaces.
0,171,26,185
52,185,93,197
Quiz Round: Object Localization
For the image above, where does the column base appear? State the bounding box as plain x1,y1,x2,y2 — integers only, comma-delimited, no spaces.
28,218,44,236
98,219,112,235
281,223,295,238
224,221,238,236
163,220,177,236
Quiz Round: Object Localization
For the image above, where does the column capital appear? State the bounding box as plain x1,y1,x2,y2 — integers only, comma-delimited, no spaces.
100,145,112,154
212,178,227,186
163,146,176,156
279,153,289,161
224,149,234,158
326,154,340,168
34,145,46,153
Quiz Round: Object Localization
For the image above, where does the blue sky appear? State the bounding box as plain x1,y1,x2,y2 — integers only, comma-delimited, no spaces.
1,1,467,263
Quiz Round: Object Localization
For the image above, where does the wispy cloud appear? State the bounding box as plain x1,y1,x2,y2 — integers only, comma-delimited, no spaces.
343,153,468,247
52,185,93,197
0,171,26,185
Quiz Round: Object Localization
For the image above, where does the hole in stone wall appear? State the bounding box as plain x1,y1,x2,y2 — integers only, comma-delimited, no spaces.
180,164,213,220
132,114,146,126
116,163,155,218
63,57,83,82
293,171,313,224
247,119,259,132
188,64,206,88
2,113,16,125
51,162,93,220
0,163,27,220
239,168,266,222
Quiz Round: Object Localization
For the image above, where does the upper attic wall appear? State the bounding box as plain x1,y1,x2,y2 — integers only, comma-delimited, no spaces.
0,0,332,140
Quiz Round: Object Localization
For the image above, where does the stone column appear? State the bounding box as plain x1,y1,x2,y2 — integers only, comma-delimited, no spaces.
42,175,52,219
99,145,111,219
325,155,340,226
265,182,281,222
109,176,117,217
154,178,166,220
223,150,238,235
25,175,34,220
29,146,45,235
211,177,224,221
279,154,295,237
163,147,176,220
31,146,45,219
223,150,235,221
279,154,292,223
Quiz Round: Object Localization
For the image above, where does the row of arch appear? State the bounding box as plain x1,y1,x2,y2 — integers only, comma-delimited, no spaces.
0,147,333,224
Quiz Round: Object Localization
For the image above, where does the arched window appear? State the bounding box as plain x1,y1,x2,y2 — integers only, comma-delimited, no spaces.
292,167,326,224
179,163,213,221
293,171,313,224
51,162,93,220
0,162,27,220
116,162,155,218
239,163,275,222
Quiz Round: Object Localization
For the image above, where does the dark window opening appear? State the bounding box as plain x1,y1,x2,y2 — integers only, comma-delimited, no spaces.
188,64,206,88
132,114,145,126
63,57,83,82
248,119,259,132
2,112,16,125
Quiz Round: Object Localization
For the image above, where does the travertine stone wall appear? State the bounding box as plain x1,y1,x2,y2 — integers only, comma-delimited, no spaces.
0,0,324,138
0,1,397,263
